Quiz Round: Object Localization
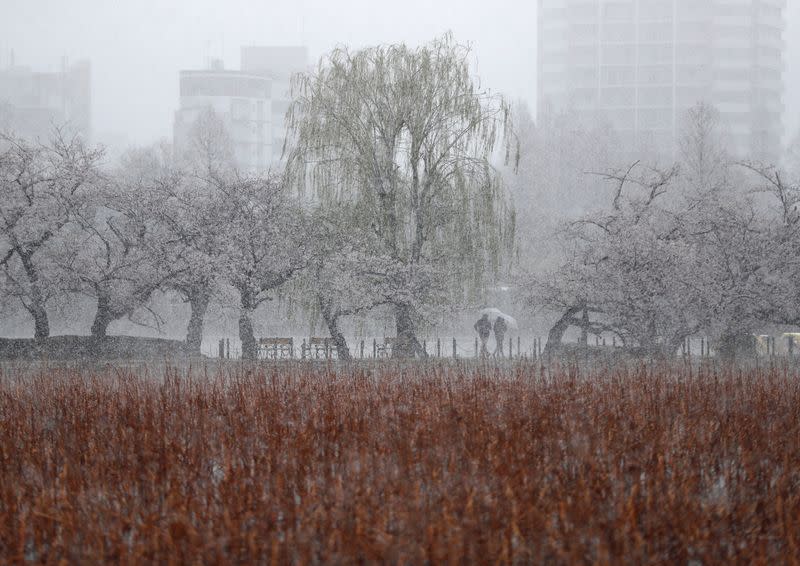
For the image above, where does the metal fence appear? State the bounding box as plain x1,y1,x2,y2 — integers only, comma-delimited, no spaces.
210,336,547,361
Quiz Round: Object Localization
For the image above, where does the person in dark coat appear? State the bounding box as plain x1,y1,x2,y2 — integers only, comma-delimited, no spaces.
493,316,508,358
474,314,492,357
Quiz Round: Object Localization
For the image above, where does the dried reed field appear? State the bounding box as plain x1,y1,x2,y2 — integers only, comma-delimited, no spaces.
1,362,799,564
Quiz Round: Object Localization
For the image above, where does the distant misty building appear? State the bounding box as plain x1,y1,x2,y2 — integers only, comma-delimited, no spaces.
173,46,308,173
174,60,273,172
0,56,91,141
537,0,786,161
241,46,309,163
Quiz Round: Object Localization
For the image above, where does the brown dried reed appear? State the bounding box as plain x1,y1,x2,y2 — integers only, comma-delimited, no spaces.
1,361,799,564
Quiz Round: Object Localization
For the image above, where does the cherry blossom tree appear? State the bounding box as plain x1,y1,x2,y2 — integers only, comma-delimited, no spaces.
56,150,187,340
530,164,710,357
155,112,237,354
214,175,309,360
0,131,101,338
294,205,431,360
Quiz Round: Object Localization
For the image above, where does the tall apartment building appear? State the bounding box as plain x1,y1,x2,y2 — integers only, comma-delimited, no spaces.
241,46,308,163
0,57,91,141
537,0,786,161
173,46,308,173
174,60,273,173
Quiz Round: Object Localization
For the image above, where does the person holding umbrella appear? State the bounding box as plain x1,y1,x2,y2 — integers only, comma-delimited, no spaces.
478,308,518,358
474,313,492,357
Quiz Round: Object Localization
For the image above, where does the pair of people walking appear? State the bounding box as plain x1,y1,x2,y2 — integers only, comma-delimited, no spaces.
474,314,508,358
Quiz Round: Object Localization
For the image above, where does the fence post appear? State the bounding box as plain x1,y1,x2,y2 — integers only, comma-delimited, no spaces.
226,339,230,359
789,336,795,357
453,337,457,359
219,339,225,359
437,338,441,358
509,337,513,358
423,340,427,356
360,340,365,359
373,338,377,358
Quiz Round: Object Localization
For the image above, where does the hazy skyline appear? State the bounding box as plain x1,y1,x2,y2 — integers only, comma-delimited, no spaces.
1,0,798,146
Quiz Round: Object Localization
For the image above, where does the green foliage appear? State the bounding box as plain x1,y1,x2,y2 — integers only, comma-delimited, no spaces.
285,34,517,310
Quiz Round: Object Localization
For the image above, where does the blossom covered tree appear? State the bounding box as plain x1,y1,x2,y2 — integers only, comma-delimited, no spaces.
0,132,101,338
160,111,237,354
294,204,421,360
215,175,309,360
55,149,187,339
525,102,797,360
531,164,712,357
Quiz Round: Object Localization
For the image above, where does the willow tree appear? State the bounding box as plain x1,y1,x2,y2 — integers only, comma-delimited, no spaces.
285,35,516,357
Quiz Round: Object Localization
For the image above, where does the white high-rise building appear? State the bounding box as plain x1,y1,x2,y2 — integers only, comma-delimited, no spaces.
174,60,272,173
241,46,309,164
538,0,786,161
173,46,308,173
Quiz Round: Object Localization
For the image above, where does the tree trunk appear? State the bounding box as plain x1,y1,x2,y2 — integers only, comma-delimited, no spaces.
238,287,257,361
319,294,351,361
18,251,50,340
638,337,661,360
185,288,210,355
717,331,756,362
239,312,257,361
91,293,115,339
378,190,399,257
638,318,666,359
393,302,425,358
668,334,686,360
25,299,50,341
579,308,590,349
544,305,583,357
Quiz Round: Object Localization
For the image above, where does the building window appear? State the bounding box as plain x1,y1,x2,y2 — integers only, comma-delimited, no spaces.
602,66,636,86
601,87,636,106
603,2,634,21
639,86,673,106
603,23,635,42
231,98,250,122
639,64,672,85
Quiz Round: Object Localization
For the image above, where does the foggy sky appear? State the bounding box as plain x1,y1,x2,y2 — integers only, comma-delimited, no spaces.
0,0,798,147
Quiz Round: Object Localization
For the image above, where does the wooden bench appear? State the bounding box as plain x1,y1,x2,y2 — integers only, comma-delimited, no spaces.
258,337,294,359
373,337,396,358
301,337,339,359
